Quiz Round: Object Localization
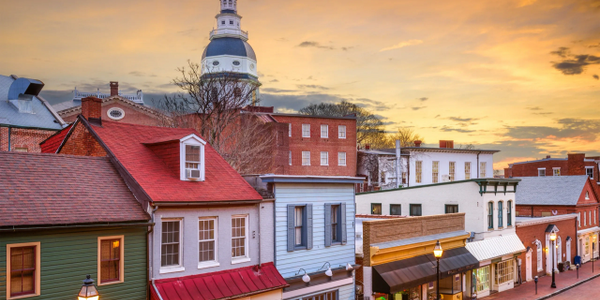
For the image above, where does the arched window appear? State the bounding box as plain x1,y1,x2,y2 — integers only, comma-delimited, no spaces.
488,202,494,229
536,240,543,271
566,237,572,263
498,201,503,228
507,200,513,226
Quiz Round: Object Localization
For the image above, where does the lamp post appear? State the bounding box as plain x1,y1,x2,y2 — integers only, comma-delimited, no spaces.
593,235,596,273
433,240,443,300
550,232,557,288
78,275,99,300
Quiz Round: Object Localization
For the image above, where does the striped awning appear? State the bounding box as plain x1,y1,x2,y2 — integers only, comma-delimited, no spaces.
465,234,526,262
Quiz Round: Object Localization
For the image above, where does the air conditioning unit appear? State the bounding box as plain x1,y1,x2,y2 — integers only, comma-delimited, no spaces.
186,169,201,180
441,175,450,182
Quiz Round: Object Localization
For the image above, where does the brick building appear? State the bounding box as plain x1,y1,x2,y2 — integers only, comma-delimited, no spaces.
516,175,600,263
504,153,600,184
0,74,66,153
515,214,577,282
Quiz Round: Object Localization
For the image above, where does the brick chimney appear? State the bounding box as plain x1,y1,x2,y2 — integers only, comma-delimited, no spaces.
81,96,102,125
110,81,119,96
414,140,422,147
439,140,454,149
567,153,586,175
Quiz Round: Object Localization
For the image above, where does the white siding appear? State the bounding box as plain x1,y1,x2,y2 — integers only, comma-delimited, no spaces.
274,183,356,278
406,151,495,187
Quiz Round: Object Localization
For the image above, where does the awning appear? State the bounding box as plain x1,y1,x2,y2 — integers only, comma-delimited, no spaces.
465,234,525,262
372,247,479,294
151,262,288,300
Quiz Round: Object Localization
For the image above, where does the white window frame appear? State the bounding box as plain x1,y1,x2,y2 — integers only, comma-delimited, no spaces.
338,152,347,166
586,166,594,179
578,212,581,228
553,167,561,176
465,162,471,180
6,242,41,299
449,161,455,181
320,151,329,166
338,125,346,139
289,123,292,137
536,240,543,271
480,162,487,178
289,151,292,166
231,214,250,264
302,124,310,138
179,134,207,181
432,161,439,183
160,218,184,274
415,161,423,183
495,259,514,284
97,235,125,286
321,124,328,138
198,217,219,269
538,168,546,177
302,151,310,166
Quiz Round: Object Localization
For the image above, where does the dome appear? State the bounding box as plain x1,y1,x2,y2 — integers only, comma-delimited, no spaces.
202,37,257,61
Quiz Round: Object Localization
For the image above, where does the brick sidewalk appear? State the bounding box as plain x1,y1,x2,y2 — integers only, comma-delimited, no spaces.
484,261,600,300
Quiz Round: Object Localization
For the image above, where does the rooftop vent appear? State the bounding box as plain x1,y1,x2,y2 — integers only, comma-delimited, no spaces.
7,77,44,114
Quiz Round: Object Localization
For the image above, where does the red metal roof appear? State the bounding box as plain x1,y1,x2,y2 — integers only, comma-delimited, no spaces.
151,263,287,300
89,120,263,203
40,123,72,153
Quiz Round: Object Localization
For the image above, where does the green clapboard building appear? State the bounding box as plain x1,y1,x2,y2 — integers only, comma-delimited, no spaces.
0,152,151,300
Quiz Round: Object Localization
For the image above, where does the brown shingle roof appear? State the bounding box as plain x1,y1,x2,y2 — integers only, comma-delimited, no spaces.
0,152,150,227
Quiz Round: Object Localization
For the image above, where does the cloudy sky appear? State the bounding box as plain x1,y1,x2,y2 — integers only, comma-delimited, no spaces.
1,0,599,170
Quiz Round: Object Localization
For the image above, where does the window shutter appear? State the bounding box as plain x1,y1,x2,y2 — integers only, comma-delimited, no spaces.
307,204,313,250
287,205,295,252
341,202,347,244
324,204,332,247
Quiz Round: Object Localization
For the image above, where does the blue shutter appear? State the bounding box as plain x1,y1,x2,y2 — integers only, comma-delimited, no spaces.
287,204,295,252
324,204,332,247
306,204,313,250
341,202,347,245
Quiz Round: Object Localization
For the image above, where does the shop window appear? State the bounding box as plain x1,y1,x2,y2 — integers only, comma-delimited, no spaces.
495,260,514,284
476,266,490,292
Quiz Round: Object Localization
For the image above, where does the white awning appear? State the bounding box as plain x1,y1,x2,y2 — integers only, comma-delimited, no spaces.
466,234,526,262
578,226,600,236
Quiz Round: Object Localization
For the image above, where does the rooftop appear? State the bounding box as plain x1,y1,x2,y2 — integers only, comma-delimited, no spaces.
515,175,593,206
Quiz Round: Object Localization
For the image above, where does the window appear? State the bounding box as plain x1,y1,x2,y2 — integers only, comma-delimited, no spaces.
488,202,494,229
371,203,382,215
538,168,546,177
7,242,40,298
229,20,234,25
321,124,328,138
595,210,597,225
586,191,590,200
302,290,338,300
432,161,439,183
302,124,310,137
449,162,455,181
161,220,181,268
302,151,310,166
585,211,587,226
465,162,471,180
14,147,28,152
495,260,514,284
445,204,458,214
180,136,206,181
507,201,513,226
410,204,422,216
476,266,490,292
536,240,543,271
199,218,217,265
289,151,292,166
221,20,225,25
338,125,346,139
390,204,402,215
231,215,248,261
553,167,561,176
480,162,487,178
338,152,346,166
402,172,407,184
589,211,592,226
416,161,423,183
288,123,292,137
498,201,503,228
578,212,581,228
98,236,124,285
330,205,341,243
185,145,200,176
287,204,313,251
295,207,305,246
587,167,594,179
320,152,329,166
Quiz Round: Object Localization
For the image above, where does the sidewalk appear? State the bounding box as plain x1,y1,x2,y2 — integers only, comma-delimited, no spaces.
484,261,600,300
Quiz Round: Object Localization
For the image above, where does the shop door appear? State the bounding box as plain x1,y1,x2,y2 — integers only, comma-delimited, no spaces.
526,252,532,281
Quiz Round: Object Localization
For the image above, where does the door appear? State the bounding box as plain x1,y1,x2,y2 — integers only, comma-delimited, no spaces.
526,251,532,281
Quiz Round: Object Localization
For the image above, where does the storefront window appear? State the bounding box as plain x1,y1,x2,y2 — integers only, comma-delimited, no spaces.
396,287,421,300
476,266,490,292
427,282,436,300
495,260,514,284
585,236,590,256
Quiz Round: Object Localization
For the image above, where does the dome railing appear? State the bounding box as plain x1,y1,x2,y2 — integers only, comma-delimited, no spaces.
210,28,248,40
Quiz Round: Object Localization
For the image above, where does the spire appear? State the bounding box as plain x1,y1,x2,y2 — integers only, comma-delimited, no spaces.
220,0,237,13
211,0,247,41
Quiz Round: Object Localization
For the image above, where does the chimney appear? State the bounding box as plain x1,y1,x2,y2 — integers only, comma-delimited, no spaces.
567,153,586,175
414,140,422,147
81,96,102,125
110,81,119,96
546,155,551,159
439,140,454,149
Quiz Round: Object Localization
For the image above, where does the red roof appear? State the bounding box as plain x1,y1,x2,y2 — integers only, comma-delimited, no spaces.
0,152,149,227
40,123,72,153
151,263,287,300
89,120,263,203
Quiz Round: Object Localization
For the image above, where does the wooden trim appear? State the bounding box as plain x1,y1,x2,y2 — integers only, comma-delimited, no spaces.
6,242,41,300
97,235,125,286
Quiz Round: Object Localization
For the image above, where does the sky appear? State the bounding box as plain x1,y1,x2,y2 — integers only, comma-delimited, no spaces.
1,0,599,170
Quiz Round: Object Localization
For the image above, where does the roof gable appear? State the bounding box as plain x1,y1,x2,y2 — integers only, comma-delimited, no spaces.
515,175,590,206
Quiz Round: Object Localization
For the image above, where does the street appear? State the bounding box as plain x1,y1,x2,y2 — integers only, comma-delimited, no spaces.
549,275,600,299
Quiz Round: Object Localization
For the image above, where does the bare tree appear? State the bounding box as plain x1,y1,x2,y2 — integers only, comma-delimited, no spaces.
154,60,275,174
389,127,425,147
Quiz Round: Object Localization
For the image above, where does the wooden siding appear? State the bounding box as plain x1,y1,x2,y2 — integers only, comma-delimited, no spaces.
274,183,356,278
0,226,147,300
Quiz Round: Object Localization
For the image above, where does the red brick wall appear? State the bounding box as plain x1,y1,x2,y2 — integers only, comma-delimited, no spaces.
516,217,577,279
0,127,57,153
516,205,578,217
147,141,180,177
272,115,357,176
58,122,107,157
62,102,165,126
81,97,102,120
505,154,599,180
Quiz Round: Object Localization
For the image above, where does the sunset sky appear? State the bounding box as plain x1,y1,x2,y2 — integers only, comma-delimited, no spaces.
1,0,599,170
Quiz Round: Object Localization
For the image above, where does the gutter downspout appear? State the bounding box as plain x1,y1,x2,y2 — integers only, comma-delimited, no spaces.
152,280,165,300
7,127,11,151
477,151,482,178
149,205,159,298
258,202,262,267
395,140,401,188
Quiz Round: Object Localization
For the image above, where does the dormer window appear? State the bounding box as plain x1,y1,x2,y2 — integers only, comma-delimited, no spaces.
180,134,206,181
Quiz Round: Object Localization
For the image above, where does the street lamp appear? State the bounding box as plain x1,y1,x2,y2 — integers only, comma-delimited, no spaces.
433,240,443,300
78,275,99,300
593,235,597,273
550,232,557,288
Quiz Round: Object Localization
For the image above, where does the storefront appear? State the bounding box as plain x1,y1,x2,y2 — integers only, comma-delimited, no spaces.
578,227,600,263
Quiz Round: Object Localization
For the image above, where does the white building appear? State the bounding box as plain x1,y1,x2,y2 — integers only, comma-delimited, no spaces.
356,178,525,298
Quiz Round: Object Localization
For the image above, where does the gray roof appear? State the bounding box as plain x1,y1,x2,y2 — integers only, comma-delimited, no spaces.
202,37,257,61
516,175,590,206
0,75,64,130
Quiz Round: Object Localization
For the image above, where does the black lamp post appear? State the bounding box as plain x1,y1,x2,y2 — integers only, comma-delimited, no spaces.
550,232,557,288
433,240,443,300
78,275,99,300
593,235,596,273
